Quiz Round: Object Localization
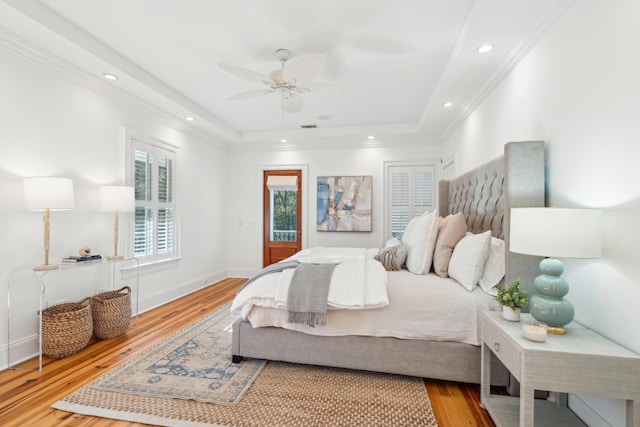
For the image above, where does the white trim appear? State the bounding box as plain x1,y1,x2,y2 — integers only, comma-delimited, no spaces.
569,394,614,427
256,164,308,268
126,129,180,265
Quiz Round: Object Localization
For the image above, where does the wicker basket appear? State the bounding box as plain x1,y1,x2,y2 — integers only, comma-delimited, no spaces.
91,286,132,339
41,297,93,359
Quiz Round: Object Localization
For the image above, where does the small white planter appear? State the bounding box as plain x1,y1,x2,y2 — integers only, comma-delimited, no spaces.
502,306,521,321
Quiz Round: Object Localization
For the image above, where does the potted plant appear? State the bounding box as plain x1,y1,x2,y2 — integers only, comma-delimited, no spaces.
495,277,528,321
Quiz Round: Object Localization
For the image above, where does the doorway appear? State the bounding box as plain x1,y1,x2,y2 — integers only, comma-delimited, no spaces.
263,169,302,267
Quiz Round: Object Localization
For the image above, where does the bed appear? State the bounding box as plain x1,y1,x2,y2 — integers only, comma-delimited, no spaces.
231,140,545,386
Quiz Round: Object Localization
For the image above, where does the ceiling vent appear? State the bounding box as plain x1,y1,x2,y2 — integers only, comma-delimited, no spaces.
300,124,317,129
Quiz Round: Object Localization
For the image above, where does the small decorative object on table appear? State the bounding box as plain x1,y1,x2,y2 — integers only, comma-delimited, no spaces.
522,319,548,342
495,277,528,321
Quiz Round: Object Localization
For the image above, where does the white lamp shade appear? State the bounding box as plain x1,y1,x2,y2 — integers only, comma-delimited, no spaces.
510,208,602,259
99,186,135,212
266,175,298,192
24,177,74,211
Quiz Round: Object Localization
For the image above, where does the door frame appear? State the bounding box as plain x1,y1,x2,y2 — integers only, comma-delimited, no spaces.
256,163,308,269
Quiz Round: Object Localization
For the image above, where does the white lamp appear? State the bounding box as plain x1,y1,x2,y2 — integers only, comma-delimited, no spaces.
99,186,134,260
24,177,75,270
510,208,602,334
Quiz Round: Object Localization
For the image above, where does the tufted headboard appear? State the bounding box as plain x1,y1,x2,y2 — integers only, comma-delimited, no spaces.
438,141,545,305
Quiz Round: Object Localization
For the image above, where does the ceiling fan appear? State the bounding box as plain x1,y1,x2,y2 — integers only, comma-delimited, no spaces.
219,49,324,114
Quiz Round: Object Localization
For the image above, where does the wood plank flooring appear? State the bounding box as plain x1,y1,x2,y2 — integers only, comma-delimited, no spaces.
0,277,499,426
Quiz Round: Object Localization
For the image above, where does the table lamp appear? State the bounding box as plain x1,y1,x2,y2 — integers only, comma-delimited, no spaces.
510,208,602,334
99,186,135,260
24,177,75,270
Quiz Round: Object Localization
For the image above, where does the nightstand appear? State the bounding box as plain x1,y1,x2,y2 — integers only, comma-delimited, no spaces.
481,311,640,427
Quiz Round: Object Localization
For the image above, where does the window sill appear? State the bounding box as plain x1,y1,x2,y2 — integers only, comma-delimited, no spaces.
121,257,182,279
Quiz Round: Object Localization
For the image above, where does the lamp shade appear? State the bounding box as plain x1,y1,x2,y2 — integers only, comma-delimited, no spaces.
510,208,602,259
99,186,135,212
24,177,74,211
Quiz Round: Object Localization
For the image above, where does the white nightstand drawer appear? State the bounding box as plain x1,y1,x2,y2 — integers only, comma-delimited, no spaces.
483,321,521,379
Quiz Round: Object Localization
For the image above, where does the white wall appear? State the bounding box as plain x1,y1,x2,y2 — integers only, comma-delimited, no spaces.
442,1,640,425
227,144,441,276
0,44,228,366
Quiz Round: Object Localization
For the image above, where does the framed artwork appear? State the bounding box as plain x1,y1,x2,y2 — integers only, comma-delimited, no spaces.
317,175,372,232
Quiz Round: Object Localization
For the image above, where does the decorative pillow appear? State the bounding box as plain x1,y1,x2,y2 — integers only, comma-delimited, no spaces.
448,230,492,291
478,237,506,295
374,238,407,271
402,210,440,275
433,213,467,277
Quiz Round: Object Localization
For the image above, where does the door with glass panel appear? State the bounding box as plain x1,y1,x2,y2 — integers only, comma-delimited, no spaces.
263,170,302,267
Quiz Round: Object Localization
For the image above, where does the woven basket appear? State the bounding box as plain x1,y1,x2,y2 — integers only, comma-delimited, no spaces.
91,286,132,339
41,297,93,359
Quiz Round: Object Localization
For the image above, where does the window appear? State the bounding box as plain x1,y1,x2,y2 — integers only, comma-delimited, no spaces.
384,162,436,240
128,134,178,264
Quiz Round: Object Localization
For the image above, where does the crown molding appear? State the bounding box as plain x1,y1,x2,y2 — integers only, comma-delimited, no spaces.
437,0,575,142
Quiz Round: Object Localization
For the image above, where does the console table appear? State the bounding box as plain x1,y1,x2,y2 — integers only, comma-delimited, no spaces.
481,311,640,427
7,257,139,371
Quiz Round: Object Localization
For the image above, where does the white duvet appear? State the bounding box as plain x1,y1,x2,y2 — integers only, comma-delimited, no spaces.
230,247,389,319
231,247,501,346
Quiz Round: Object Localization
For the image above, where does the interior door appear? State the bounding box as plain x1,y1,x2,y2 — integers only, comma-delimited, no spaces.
263,170,302,267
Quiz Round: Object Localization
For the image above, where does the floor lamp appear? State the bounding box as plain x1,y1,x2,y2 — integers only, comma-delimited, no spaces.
509,207,602,334
24,177,75,270
99,186,135,260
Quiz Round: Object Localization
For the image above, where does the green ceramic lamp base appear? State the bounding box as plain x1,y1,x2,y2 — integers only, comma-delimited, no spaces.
529,258,574,332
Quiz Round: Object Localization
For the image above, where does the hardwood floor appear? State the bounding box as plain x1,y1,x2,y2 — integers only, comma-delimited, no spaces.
0,277,498,426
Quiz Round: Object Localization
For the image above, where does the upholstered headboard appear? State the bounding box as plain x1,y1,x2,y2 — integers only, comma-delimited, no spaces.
438,141,545,305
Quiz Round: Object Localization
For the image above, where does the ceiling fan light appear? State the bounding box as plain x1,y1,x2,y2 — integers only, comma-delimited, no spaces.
281,93,304,113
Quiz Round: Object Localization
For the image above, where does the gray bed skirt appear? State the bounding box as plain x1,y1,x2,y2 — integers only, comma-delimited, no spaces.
232,318,510,385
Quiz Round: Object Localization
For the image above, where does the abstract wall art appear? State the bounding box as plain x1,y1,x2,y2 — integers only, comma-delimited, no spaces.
317,175,372,232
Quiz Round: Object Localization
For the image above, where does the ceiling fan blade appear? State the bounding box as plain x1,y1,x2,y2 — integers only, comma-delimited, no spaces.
280,93,304,113
229,89,273,100
282,54,323,84
219,62,275,86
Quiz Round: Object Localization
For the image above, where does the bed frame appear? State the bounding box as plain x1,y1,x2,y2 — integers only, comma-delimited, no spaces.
231,141,545,385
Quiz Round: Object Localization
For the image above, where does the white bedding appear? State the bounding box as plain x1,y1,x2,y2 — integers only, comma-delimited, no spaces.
230,247,389,319
244,270,500,345
231,248,501,346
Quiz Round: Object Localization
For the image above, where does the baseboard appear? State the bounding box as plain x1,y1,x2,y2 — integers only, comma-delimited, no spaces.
569,394,612,427
227,267,253,279
137,270,228,314
2,333,39,369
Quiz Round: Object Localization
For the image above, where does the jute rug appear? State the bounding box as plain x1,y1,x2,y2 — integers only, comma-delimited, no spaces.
53,304,438,427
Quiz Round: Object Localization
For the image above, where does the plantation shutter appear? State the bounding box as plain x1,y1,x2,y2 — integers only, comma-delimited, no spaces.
132,139,176,262
389,164,435,239
156,149,175,259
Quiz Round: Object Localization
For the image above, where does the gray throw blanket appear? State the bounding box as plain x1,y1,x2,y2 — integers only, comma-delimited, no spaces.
237,260,300,293
287,263,336,327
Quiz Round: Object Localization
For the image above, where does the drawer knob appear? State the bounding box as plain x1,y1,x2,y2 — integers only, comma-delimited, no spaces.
493,342,500,352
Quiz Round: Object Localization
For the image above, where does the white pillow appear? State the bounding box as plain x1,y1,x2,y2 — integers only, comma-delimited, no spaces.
402,210,440,274
478,237,506,296
448,231,492,291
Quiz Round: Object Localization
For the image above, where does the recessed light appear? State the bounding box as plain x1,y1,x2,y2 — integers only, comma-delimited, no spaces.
443,102,453,108
367,135,374,140
280,139,287,143
477,44,493,54
102,73,118,80
185,116,195,121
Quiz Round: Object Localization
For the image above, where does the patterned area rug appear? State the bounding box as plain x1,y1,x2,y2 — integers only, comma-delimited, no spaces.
53,305,438,426
67,302,264,405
